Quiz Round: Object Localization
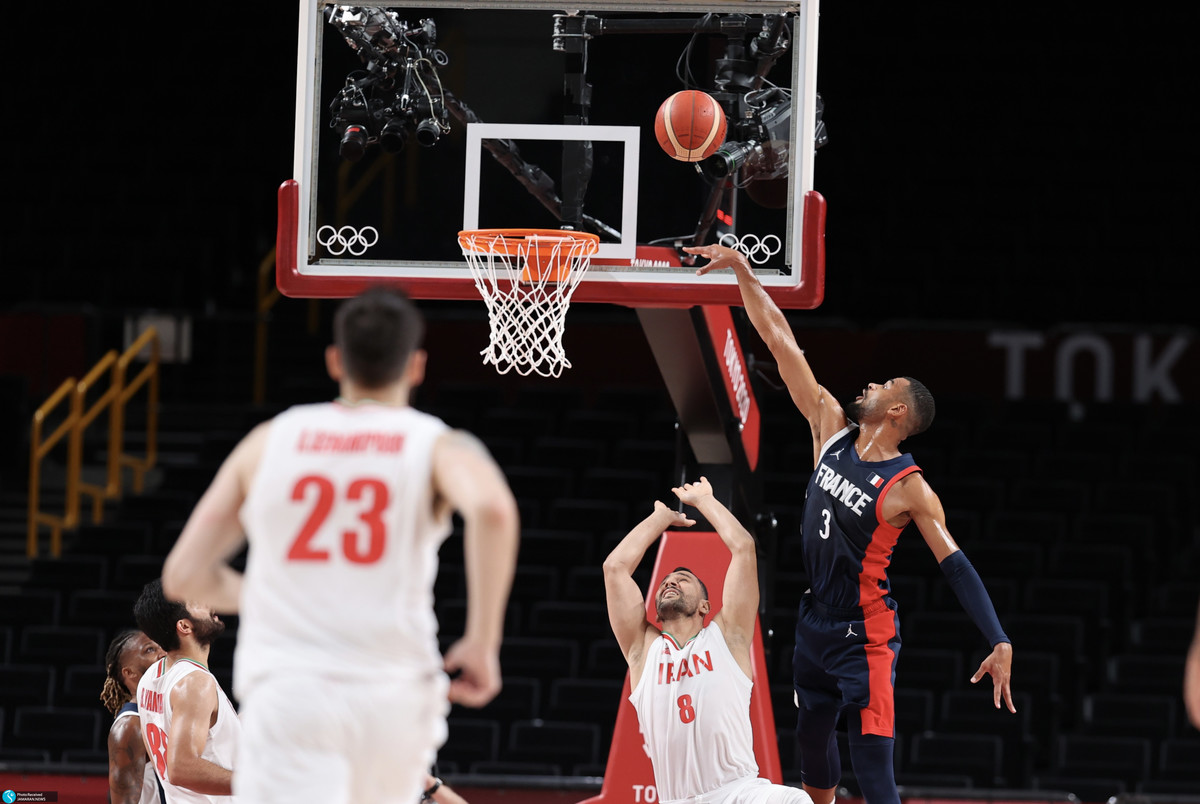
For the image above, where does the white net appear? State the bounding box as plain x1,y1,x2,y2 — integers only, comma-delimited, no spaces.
458,230,599,378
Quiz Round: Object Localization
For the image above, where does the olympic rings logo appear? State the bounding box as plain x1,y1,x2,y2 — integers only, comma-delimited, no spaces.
317,225,379,257
718,233,782,265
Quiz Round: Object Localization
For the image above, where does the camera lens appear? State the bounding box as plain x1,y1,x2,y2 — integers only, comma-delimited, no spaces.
380,118,408,154
339,125,368,162
700,141,756,181
415,118,441,147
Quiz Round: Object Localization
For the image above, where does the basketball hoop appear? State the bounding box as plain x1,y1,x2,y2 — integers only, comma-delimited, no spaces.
458,228,600,378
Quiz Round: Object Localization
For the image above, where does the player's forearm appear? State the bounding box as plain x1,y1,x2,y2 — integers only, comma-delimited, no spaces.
939,550,1009,646
108,766,144,804
162,558,242,614
462,498,520,647
167,755,233,795
729,258,799,356
691,496,754,556
604,509,676,576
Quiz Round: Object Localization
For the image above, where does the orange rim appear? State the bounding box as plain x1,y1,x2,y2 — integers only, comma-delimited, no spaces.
458,228,600,282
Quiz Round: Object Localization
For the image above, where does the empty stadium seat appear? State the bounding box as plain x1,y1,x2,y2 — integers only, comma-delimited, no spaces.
11,706,102,760
1080,692,1179,739
545,678,623,727
1054,734,1151,790
472,676,542,730
895,648,964,693
507,720,601,768
499,638,580,681
440,717,499,767
908,732,1004,788
527,601,611,641
18,626,105,666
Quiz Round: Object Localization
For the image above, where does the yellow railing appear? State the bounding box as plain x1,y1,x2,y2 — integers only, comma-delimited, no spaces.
27,328,160,558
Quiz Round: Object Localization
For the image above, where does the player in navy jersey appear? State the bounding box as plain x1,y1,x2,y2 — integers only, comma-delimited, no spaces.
686,243,1014,804
102,629,167,804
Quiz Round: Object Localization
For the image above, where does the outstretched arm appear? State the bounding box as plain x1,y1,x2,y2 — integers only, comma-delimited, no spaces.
433,430,520,708
165,673,233,795
1186,596,1200,729
163,422,270,612
108,716,150,804
890,473,1015,712
603,501,693,684
685,244,844,442
672,478,758,676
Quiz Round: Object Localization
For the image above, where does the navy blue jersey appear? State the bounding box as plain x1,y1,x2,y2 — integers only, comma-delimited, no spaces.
801,426,922,610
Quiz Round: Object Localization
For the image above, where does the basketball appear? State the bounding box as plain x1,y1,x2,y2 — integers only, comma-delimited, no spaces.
654,90,727,162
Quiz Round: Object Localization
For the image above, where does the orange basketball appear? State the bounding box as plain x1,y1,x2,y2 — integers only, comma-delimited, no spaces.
654,90,727,162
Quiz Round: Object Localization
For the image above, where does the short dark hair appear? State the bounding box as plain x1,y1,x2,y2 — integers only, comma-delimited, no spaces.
333,286,425,389
902,376,936,436
672,566,709,601
134,579,189,653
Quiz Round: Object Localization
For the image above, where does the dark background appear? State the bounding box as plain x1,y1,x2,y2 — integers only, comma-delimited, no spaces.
2,2,1193,326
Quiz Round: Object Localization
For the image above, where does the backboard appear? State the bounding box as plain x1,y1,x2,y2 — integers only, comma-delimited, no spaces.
279,0,825,308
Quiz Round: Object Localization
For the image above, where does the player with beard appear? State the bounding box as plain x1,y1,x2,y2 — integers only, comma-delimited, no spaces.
685,244,1014,804
134,579,241,803
605,478,812,804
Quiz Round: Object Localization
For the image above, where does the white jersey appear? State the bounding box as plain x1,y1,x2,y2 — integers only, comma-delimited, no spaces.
630,621,759,803
235,401,452,698
136,658,240,804
112,702,162,804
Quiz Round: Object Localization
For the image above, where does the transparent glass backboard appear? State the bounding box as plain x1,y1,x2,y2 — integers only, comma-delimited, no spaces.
280,0,825,307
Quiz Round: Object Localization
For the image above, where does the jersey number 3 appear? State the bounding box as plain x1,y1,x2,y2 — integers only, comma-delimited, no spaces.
288,474,389,564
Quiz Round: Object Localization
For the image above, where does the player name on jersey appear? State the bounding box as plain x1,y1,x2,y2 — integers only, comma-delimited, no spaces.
813,463,874,516
139,688,164,714
296,430,405,453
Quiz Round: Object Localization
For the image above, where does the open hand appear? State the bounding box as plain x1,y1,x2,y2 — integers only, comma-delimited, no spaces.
672,477,715,507
682,244,749,276
971,641,1016,713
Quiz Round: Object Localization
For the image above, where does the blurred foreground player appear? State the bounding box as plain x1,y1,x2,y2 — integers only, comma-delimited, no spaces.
134,580,240,803
161,286,520,804
1186,596,1200,729
687,243,1014,804
604,478,812,804
103,629,167,804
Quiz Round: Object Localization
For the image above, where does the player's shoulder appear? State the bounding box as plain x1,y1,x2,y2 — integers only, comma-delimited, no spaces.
890,469,938,508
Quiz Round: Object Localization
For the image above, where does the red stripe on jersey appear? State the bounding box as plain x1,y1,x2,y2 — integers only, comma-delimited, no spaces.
860,606,898,737
855,464,920,738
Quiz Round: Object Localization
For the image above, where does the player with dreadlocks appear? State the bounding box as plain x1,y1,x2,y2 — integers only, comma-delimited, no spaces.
102,629,167,804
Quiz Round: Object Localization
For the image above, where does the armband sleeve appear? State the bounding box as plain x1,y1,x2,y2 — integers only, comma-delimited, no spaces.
939,549,1010,647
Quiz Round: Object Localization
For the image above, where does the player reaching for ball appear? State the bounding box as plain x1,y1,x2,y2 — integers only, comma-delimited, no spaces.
604,478,813,804
685,242,1014,804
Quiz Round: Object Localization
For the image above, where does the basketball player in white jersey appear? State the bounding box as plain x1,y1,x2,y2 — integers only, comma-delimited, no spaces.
605,478,812,804
159,286,520,804
133,579,241,803
102,629,167,804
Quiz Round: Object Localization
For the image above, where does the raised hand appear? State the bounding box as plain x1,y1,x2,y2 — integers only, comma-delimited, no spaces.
652,499,696,529
672,477,715,508
682,244,750,276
